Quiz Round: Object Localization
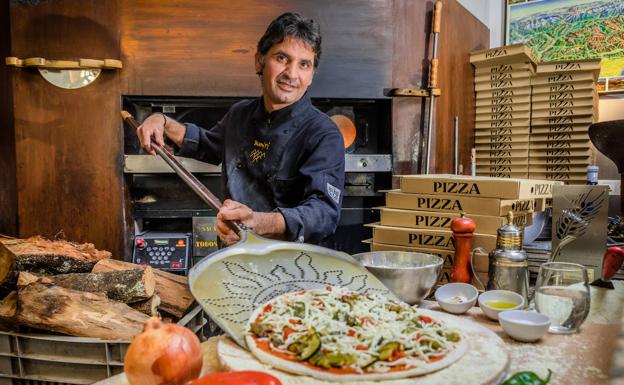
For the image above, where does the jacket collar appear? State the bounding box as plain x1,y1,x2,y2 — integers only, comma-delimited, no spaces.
251,92,311,125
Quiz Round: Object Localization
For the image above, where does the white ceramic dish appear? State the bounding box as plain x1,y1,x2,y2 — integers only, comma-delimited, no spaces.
478,290,524,320
434,283,479,314
499,310,550,342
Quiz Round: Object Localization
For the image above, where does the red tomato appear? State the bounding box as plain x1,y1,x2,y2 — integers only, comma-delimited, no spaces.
282,327,296,340
347,329,356,337
355,345,368,351
419,315,433,324
187,371,282,385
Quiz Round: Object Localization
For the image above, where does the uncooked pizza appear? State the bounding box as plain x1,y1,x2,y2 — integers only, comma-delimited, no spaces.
246,287,466,381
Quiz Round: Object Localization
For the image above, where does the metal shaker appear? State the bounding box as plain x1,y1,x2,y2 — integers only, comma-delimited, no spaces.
472,212,529,304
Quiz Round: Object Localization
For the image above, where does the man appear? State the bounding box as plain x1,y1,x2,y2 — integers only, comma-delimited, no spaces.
136,12,345,246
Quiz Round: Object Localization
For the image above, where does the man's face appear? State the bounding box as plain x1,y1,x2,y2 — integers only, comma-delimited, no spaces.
255,36,315,112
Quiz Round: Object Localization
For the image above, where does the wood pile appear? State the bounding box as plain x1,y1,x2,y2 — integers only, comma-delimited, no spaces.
0,236,195,340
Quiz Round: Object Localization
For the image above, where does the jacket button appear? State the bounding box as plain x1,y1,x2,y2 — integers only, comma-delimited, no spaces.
236,162,243,169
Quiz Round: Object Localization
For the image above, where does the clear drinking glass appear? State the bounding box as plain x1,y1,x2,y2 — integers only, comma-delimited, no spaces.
533,262,590,334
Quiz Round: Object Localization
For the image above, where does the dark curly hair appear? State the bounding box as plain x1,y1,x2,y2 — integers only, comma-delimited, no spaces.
257,12,322,69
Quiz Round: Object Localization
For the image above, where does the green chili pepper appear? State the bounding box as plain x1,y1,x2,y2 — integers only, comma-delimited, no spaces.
502,369,552,385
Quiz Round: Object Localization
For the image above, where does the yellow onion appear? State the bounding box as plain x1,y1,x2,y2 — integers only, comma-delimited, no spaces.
125,317,202,385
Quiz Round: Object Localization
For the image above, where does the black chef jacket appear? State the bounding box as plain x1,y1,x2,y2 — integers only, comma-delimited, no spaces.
176,93,345,244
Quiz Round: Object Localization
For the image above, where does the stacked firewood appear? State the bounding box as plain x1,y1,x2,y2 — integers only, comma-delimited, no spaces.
0,236,195,340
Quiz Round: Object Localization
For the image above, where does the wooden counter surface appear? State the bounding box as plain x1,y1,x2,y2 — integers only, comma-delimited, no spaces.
96,281,624,385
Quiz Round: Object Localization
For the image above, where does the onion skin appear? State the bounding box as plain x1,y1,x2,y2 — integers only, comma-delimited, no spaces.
186,371,282,385
125,317,203,385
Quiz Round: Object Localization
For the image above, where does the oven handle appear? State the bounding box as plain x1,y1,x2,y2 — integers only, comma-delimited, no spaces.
121,110,244,235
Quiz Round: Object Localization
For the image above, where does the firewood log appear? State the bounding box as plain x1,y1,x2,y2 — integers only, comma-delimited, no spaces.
17,268,155,303
0,236,111,286
0,291,17,327
17,282,149,340
130,295,161,317
92,259,194,318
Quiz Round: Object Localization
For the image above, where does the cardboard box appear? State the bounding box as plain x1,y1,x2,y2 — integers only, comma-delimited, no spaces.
475,141,530,151
475,118,531,129
529,140,591,150
531,115,593,126
476,171,530,179
531,90,597,102
529,156,593,165
531,71,598,85
528,172,587,182
386,191,536,216
398,174,558,200
470,44,537,66
475,134,530,144
476,95,531,107
529,148,592,158
529,164,588,173
476,165,529,174
476,111,531,122
475,127,530,136
476,88,531,99
379,207,532,233
530,132,589,142
532,80,595,94
476,103,530,115
476,158,529,167
531,106,596,119
531,97,595,110
476,148,529,158
535,59,601,73
475,70,531,83
370,225,497,251
475,78,531,91
530,124,590,134
475,62,535,75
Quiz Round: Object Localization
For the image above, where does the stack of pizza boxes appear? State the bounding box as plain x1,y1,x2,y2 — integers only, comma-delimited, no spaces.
528,59,601,184
368,175,560,287
470,44,537,179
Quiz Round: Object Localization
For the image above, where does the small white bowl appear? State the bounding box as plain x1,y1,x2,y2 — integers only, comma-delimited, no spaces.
499,310,550,342
434,283,479,314
478,290,524,320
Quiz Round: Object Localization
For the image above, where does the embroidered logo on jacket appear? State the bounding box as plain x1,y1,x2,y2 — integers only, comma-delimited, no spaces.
250,140,270,163
327,183,341,204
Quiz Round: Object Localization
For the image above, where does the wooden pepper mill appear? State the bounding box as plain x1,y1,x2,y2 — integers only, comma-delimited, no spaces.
450,213,477,284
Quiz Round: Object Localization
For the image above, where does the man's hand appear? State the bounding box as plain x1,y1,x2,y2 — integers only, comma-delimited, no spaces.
216,199,287,246
136,113,186,154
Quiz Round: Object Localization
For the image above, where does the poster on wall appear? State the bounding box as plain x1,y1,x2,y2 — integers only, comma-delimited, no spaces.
506,0,624,92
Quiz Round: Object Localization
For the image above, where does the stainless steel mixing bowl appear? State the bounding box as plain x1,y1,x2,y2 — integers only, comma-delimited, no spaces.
352,251,444,304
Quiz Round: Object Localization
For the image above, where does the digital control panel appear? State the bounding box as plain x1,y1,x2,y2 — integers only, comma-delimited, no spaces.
132,232,191,273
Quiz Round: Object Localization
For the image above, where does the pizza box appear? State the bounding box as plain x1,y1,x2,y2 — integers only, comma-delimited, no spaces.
476,164,529,173
531,97,595,110
529,140,591,150
475,127,530,136
370,224,497,251
476,148,529,158
476,87,531,99
379,207,532,233
475,78,531,91
532,80,595,94
475,70,531,83
530,132,589,142
475,118,530,129
470,44,537,66
475,62,535,75
366,241,491,274
386,191,536,216
536,59,601,73
531,90,597,102
531,71,598,85
476,103,530,115
531,106,596,119
476,110,531,122
529,164,589,173
528,171,587,180
475,142,530,151
476,95,531,107
530,148,592,158
530,124,590,134
476,171,529,179
531,115,594,126
475,134,530,144
475,159,529,167
529,156,593,165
